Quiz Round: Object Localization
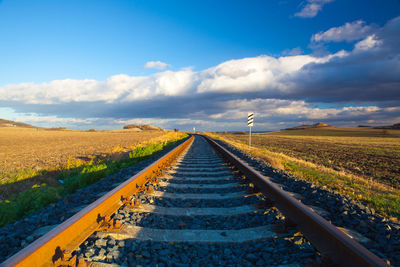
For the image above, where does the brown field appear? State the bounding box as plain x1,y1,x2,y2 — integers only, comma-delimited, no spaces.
0,127,177,198
210,127,400,219
0,127,168,174
217,127,400,188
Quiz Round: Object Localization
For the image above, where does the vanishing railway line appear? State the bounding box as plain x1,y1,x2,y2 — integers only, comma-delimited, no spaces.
1,135,387,266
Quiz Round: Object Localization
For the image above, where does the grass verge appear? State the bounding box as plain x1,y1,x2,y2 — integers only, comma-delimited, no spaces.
0,133,188,227
206,133,400,221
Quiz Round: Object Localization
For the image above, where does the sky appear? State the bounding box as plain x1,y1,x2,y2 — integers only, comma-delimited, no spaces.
0,0,400,131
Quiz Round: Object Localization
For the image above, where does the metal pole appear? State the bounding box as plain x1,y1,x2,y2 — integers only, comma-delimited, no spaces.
249,126,252,152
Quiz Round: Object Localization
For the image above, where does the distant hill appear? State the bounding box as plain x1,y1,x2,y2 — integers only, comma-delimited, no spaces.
284,122,332,130
123,124,162,131
0,118,37,128
373,123,400,129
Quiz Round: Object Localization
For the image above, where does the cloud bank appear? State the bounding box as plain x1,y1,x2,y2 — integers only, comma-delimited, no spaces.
0,53,348,105
1,16,399,131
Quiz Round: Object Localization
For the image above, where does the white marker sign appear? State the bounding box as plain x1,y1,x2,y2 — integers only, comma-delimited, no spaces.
248,112,254,127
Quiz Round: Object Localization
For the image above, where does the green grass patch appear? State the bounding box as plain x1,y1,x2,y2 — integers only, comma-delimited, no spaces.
284,161,347,192
0,134,188,227
0,169,42,185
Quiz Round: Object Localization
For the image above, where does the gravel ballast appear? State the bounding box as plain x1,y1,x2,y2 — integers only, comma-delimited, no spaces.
76,136,321,266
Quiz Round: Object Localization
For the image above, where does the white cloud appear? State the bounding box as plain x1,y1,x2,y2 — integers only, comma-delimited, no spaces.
120,69,196,101
208,98,382,121
115,118,150,125
294,0,334,18
15,115,93,125
197,52,345,94
0,53,346,104
154,70,196,97
143,61,170,70
0,70,196,104
281,47,303,56
312,20,374,42
354,34,383,51
114,118,168,127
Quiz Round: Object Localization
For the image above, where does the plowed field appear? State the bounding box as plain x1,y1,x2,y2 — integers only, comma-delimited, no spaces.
216,127,400,188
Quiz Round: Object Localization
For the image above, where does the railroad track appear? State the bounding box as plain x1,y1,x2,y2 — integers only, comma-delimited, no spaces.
1,135,387,266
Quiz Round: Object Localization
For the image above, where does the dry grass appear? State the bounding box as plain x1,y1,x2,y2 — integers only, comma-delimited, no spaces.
0,127,168,173
0,127,176,198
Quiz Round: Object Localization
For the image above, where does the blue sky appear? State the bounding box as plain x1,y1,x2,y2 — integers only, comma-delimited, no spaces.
1,0,400,130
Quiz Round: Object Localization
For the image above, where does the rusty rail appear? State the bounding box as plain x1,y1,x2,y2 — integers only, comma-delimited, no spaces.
1,136,194,267
203,135,387,267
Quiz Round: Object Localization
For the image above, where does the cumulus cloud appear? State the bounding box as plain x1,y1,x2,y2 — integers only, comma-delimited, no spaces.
311,20,374,42
143,61,170,70
15,115,92,125
294,0,334,18
115,118,151,125
354,34,382,51
0,70,196,104
196,52,345,94
207,98,383,122
204,97,400,131
0,53,346,105
114,118,169,127
292,16,400,103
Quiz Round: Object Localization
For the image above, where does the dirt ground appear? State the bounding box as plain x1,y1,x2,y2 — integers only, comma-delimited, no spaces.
0,127,167,174
217,127,400,188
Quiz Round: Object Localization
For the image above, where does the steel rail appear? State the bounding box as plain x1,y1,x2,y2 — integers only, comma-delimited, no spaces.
1,136,194,267
203,135,387,267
